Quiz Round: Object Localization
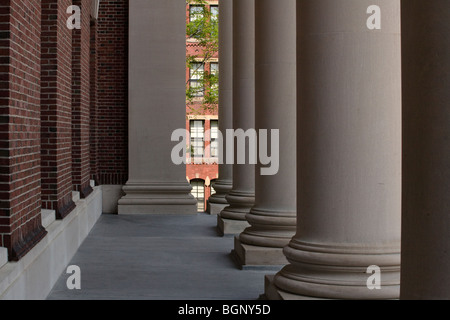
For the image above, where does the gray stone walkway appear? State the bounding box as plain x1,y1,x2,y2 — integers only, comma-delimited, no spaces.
47,213,280,300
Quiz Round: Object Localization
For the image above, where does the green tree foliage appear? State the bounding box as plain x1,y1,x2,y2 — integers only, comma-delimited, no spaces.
186,0,219,113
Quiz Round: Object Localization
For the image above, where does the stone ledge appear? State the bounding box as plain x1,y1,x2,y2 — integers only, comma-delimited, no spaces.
41,209,56,230
0,248,7,270
0,187,102,300
72,191,80,203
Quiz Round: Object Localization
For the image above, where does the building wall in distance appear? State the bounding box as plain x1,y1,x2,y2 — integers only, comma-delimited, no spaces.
186,0,219,212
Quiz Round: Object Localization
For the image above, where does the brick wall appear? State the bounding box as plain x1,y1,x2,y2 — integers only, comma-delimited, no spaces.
72,0,93,198
90,19,99,184
0,0,47,260
41,0,76,219
96,0,128,185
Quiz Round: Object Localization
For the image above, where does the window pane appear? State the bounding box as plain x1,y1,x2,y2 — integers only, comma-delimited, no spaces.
210,120,219,158
190,120,205,158
190,63,204,97
210,63,218,92
210,62,219,75
190,5,204,22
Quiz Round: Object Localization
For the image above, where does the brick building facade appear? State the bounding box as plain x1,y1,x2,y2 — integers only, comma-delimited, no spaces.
186,0,219,212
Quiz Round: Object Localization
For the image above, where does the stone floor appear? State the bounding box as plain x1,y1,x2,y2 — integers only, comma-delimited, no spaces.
47,213,280,300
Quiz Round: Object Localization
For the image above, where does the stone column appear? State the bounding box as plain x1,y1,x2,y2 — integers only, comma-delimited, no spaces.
208,0,233,215
118,0,197,215
266,0,402,299
233,0,296,268
400,0,450,300
217,0,254,235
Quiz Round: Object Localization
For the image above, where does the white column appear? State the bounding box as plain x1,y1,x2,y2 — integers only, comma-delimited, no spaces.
208,0,233,215
400,0,450,300
217,0,254,235
266,0,402,299
233,0,296,268
119,0,197,214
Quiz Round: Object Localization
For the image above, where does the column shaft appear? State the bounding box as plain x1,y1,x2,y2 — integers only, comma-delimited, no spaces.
0,0,47,261
72,0,93,199
268,0,402,299
217,0,255,234
209,0,233,215
118,0,197,215
41,0,76,219
234,0,297,267
400,0,450,300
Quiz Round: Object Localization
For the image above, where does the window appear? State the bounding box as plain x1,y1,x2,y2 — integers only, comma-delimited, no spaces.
210,120,219,158
190,62,204,97
210,62,219,75
191,179,205,212
210,62,219,91
190,5,204,22
190,120,205,159
210,5,219,38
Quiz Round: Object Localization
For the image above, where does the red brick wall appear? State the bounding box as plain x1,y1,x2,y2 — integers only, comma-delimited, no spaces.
90,19,99,184
96,0,128,185
72,0,93,198
0,0,47,260
41,0,76,219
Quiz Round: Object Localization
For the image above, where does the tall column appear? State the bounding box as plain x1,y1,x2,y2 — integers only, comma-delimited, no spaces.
266,0,402,299
217,0,254,235
41,0,76,219
400,1,450,300
0,0,47,260
72,0,93,199
208,0,233,215
118,0,197,215
233,0,296,268
89,17,99,185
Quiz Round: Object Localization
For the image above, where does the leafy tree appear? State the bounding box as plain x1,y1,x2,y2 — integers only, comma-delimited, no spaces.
186,0,219,114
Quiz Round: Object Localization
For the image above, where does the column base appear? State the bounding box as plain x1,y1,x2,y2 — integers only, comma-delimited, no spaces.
209,180,233,214
209,202,228,215
272,240,401,300
56,197,76,220
216,215,250,236
118,182,197,215
232,237,287,269
264,275,323,300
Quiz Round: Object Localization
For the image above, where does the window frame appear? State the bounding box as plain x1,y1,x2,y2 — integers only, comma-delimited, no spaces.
190,119,205,160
